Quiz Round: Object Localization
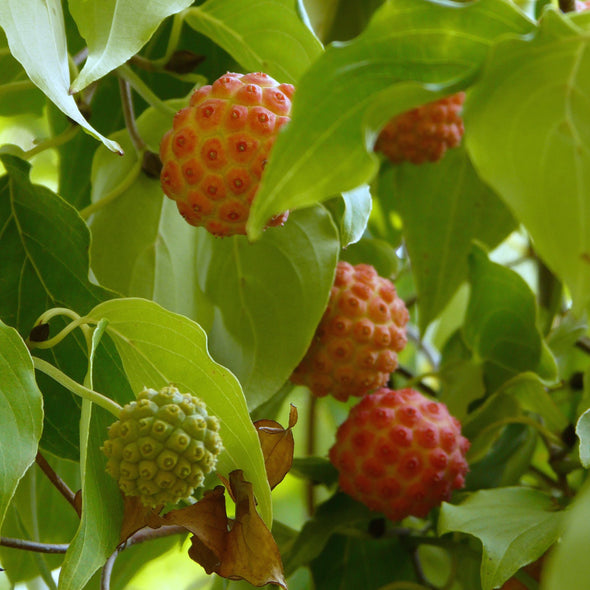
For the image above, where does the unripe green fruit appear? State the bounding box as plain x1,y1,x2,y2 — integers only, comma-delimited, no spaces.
102,385,223,507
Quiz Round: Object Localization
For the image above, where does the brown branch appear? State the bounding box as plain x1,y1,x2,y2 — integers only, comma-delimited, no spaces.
36,452,80,516
100,525,186,590
118,77,146,153
0,537,68,554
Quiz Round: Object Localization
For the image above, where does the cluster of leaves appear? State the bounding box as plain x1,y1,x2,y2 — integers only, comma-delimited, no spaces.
1,0,590,589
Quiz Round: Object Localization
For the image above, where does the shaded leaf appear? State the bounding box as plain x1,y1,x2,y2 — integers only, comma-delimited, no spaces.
69,0,194,93
86,298,272,525
331,185,372,247
543,480,590,590
254,405,297,489
464,244,543,377
247,0,534,238
438,487,562,590
0,0,121,152
465,8,590,314
162,470,286,588
289,457,339,488
387,146,516,332
0,322,43,534
185,0,323,84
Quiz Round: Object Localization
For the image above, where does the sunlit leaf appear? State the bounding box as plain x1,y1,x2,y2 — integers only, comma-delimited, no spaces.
0,322,43,534
438,487,562,590
247,0,534,238
0,0,121,152
85,298,272,525
576,408,590,468
69,0,194,93
185,0,323,84
465,8,590,314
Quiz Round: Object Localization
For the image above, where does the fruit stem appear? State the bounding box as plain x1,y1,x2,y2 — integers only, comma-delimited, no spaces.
116,64,176,117
78,157,142,220
27,315,89,350
21,124,80,160
118,77,146,153
33,357,123,418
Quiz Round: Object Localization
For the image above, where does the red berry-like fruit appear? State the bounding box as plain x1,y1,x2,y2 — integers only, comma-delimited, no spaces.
374,93,465,165
290,261,409,402
329,387,470,522
160,72,293,237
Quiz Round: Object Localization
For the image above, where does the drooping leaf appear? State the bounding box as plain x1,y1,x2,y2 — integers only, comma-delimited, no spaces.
438,487,562,590
162,470,286,588
254,404,297,489
465,8,590,314
0,322,43,534
330,185,373,247
85,297,272,525
247,0,534,238
0,29,44,116
386,146,516,332
543,480,590,590
0,0,121,153
464,244,543,377
184,0,323,84
68,0,194,93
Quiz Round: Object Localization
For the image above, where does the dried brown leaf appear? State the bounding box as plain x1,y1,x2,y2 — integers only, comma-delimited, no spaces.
119,495,163,544
254,404,297,489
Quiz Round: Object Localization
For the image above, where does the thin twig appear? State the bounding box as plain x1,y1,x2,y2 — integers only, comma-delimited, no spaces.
101,526,186,590
118,77,146,153
0,537,68,554
36,452,80,516
305,393,318,517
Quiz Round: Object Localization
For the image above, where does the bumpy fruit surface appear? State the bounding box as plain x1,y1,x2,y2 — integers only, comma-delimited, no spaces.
160,72,293,236
290,261,409,402
102,385,223,507
329,388,469,522
374,93,465,165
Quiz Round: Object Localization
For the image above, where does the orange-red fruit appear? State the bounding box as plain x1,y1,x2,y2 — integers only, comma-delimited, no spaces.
290,261,409,402
375,93,465,165
329,388,470,522
160,72,293,237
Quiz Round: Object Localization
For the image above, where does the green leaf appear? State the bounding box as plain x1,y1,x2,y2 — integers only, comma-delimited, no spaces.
0,0,121,153
438,487,563,590
331,185,372,247
576,408,590,468
58,404,123,590
88,100,212,323
0,457,80,583
197,206,340,408
339,237,400,279
543,480,590,590
185,0,323,84
85,298,273,525
439,358,485,421
387,146,516,333
465,8,590,314
246,0,534,238
0,29,44,116
68,0,194,93
309,533,415,590
0,322,43,534
0,154,115,458
464,244,543,377
498,372,568,434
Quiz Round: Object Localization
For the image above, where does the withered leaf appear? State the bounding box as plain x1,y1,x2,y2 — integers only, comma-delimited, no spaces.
254,404,297,489
161,472,286,588
119,495,163,544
